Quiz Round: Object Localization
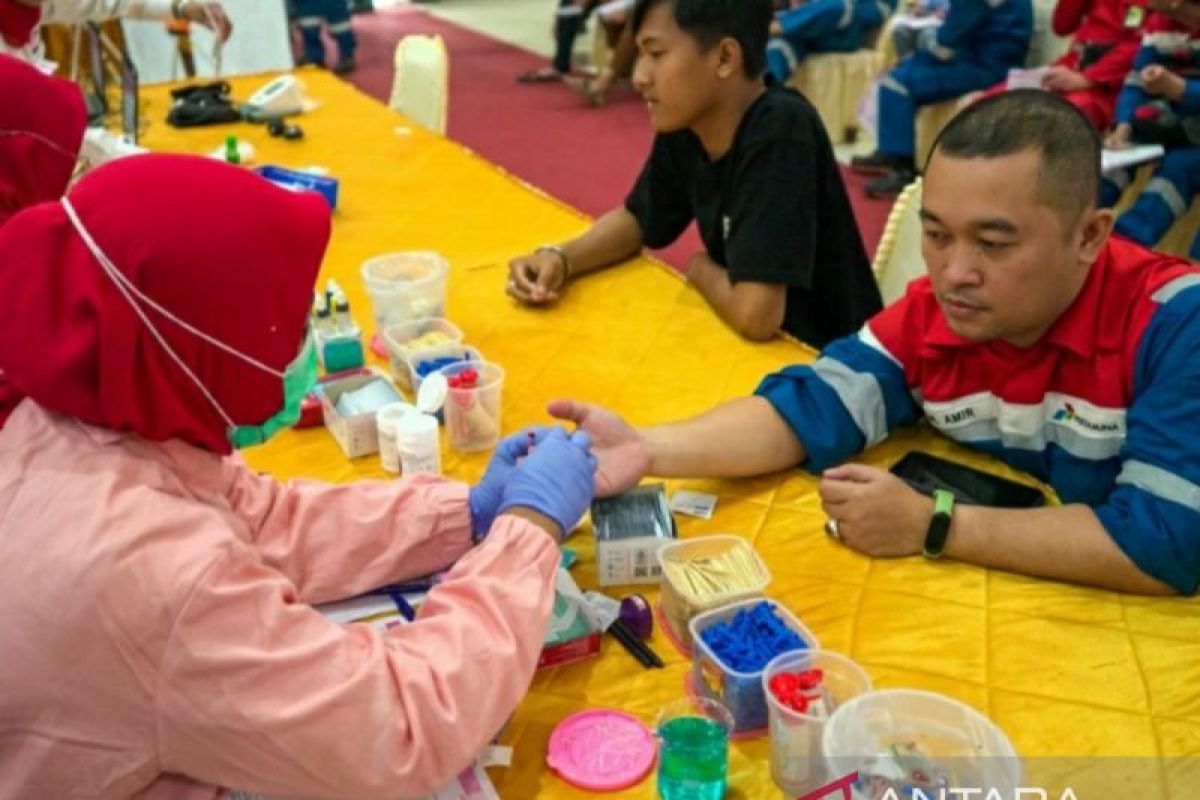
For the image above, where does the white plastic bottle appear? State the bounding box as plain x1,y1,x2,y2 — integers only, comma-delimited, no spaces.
376,403,414,474
397,412,441,475
396,372,447,476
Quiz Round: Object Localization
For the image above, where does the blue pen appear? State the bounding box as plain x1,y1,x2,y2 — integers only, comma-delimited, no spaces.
387,590,417,622
370,579,434,595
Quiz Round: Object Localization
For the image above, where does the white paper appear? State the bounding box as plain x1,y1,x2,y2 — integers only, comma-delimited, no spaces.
1102,144,1165,174
891,13,944,30
1006,67,1051,91
425,763,501,800
670,489,719,520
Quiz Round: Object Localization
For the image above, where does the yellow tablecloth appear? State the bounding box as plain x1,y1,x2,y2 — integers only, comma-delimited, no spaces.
139,72,1199,799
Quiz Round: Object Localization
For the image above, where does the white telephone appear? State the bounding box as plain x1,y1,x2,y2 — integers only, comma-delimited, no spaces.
243,75,306,118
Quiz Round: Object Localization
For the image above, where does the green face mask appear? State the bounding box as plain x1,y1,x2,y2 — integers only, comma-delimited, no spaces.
228,328,319,449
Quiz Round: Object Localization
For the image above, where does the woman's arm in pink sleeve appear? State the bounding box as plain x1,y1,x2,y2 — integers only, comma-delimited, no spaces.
157,515,559,800
223,462,473,605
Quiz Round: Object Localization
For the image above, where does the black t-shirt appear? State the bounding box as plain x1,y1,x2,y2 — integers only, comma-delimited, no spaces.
625,84,882,348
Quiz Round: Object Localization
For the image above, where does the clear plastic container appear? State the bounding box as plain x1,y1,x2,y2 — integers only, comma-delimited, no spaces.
822,689,1022,800
687,598,819,734
657,535,771,651
360,251,449,332
763,650,872,796
439,360,504,452
381,317,463,388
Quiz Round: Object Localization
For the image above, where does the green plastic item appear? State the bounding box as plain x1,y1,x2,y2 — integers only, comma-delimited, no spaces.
321,336,365,373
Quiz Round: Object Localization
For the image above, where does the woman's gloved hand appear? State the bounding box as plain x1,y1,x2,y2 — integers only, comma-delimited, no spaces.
468,426,551,541
497,428,596,539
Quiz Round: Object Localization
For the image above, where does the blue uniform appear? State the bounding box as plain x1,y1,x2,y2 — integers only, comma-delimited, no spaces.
766,0,898,82
294,0,357,66
753,237,1200,594
876,0,1033,159
1102,21,1200,253
1115,147,1200,259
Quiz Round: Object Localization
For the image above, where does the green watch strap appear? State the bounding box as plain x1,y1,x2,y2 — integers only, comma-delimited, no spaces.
923,489,956,559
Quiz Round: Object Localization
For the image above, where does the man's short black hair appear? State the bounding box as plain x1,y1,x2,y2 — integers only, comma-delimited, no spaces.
930,89,1102,230
632,0,775,79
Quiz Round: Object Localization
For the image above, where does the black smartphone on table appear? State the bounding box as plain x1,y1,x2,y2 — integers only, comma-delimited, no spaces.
889,451,1045,508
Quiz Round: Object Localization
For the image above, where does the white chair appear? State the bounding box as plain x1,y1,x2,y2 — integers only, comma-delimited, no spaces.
872,177,927,303
389,34,448,134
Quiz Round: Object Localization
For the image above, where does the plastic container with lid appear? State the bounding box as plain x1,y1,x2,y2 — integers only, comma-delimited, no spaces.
687,598,819,735
381,317,464,388
657,534,771,651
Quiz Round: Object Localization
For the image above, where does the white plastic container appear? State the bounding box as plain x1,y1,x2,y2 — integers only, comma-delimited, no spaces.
381,317,464,388
376,403,415,474
316,368,402,459
397,412,440,476
360,251,449,332
822,689,1022,799
396,372,448,476
687,598,819,734
762,650,872,796
657,535,771,650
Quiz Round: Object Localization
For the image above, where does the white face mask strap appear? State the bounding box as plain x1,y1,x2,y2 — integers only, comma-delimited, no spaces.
59,197,284,379
0,128,78,163
60,197,240,431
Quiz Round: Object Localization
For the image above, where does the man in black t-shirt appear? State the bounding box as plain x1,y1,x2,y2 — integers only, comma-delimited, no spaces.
507,0,882,347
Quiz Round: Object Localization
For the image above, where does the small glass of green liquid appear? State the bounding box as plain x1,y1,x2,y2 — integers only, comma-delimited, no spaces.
656,697,735,800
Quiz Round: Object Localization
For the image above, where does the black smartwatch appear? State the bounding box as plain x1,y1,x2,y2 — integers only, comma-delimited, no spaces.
922,489,956,559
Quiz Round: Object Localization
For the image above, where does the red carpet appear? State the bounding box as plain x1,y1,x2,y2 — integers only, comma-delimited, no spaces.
343,6,892,268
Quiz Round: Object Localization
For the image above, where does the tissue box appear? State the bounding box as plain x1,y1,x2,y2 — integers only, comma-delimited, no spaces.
316,368,401,458
591,483,678,587
537,570,602,670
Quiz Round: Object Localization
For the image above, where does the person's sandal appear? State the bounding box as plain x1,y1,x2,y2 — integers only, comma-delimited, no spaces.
517,67,565,84
564,75,606,107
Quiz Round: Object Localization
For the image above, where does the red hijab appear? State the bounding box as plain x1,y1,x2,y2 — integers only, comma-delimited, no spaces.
0,154,331,453
0,53,87,225
0,0,39,49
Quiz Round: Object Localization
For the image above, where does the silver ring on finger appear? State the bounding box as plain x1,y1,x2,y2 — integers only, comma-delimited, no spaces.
824,518,841,542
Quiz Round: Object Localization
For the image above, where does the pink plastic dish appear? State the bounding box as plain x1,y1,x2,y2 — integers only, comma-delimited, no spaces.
547,709,657,792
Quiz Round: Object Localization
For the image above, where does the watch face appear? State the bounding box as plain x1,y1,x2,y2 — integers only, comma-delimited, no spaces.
923,512,952,558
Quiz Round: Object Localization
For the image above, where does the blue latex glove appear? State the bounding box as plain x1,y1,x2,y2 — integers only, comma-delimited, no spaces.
497,428,597,538
468,426,552,541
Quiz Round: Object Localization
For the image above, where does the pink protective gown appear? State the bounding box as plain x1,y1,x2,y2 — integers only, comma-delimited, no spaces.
0,400,559,799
